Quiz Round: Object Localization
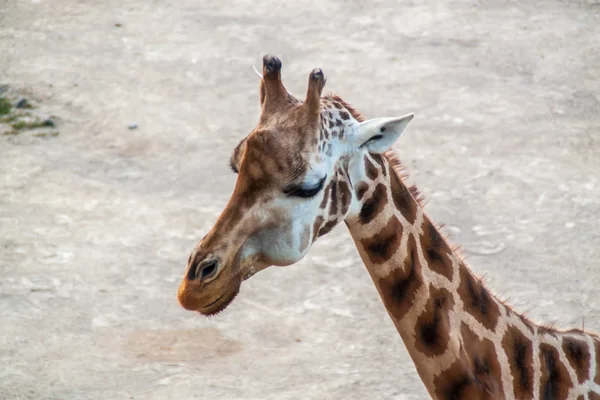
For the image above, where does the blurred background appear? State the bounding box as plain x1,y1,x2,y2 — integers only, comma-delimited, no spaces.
1,1,599,399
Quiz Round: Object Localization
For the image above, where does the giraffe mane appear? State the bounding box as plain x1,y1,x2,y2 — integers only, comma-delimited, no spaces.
382,150,426,209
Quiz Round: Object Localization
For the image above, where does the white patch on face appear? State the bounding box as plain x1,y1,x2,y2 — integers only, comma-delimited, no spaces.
284,195,322,255
242,195,320,267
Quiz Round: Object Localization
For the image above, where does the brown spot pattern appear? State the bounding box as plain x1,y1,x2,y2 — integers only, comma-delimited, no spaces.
329,179,338,216
319,181,332,210
318,220,337,237
364,155,379,180
355,182,369,201
377,234,423,321
359,183,387,224
433,358,487,400
372,153,387,176
312,216,324,239
590,392,600,400
419,219,454,281
339,111,350,120
360,216,402,265
414,285,455,357
539,343,573,400
562,337,591,384
338,180,351,216
457,264,501,331
595,339,600,385
460,322,504,396
502,324,535,399
389,167,417,224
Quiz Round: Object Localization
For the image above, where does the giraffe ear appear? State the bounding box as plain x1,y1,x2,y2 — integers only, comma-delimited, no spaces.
354,114,414,153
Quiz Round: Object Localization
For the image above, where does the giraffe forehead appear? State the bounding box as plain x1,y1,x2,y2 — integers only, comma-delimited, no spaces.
234,131,308,191
233,98,357,192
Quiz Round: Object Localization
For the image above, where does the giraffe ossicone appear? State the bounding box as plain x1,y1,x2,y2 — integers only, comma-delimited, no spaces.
178,55,600,399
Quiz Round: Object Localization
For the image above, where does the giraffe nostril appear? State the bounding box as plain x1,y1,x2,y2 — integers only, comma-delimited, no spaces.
199,261,218,281
188,259,219,282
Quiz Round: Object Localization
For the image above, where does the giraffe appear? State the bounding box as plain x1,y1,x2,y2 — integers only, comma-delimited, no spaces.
177,55,600,399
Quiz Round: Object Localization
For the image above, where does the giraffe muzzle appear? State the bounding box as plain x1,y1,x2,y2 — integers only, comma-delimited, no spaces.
178,250,247,315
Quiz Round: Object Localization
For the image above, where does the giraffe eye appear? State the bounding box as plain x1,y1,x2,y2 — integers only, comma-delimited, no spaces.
284,176,326,199
229,159,239,174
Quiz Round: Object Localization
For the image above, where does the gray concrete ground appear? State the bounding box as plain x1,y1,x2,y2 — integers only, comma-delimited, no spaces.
1,1,599,399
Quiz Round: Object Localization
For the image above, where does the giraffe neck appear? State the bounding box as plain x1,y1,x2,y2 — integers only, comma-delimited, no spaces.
343,152,600,400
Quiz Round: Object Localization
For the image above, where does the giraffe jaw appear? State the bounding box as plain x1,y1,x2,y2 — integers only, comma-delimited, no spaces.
197,285,240,316
197,257,266,315
198,257,265,314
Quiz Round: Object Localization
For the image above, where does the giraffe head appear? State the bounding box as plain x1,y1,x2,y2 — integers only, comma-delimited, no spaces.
178,55,413,315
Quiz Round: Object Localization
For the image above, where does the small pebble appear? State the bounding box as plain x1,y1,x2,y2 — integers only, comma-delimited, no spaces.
42,118,55,127
128,123,138,130
16,98,32,109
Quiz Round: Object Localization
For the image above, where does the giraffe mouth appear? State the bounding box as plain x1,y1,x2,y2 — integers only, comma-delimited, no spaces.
199,288,239,316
